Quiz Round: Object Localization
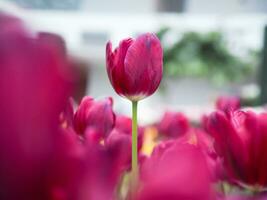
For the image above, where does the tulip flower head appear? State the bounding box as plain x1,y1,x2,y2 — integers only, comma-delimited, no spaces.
73,96,115,138
158,111,190,138
106,33,163,101
207,110,267,188
216,96,241,112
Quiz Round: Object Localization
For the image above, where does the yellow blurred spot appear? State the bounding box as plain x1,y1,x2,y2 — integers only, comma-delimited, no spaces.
141,127,158,156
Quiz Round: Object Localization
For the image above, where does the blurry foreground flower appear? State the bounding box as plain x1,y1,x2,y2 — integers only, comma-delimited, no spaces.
0,13,125,200
139,141,214,200
0,12,73,199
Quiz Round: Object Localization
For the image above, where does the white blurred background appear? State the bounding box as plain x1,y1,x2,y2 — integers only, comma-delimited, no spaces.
1,0,267,123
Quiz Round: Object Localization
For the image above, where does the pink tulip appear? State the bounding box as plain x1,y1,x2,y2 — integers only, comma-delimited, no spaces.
105,129,132,171
37,32,67,58
206,110,267,188
158,111,190,138
0,12,28,36
73,96,115,137
176,128,224,182
139,141,214,200
216,96,240,112
106,33,163,101
0,13,126,200
0,13,76,199
80,138,130,200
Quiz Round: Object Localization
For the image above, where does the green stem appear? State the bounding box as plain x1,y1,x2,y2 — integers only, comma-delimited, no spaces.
131,101,138,187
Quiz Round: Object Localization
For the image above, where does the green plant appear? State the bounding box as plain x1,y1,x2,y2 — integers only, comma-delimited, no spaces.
157,28,258,85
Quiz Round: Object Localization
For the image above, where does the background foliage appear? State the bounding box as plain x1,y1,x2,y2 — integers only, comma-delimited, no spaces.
157,28,259,85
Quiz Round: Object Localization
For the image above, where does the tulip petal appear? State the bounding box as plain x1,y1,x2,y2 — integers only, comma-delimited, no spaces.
106,41,114,78
124,33,163,98
106,39,133,96
73,96,94,135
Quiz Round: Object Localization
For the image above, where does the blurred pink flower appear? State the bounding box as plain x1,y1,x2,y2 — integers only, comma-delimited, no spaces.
73,96,115,137
0,13,124,200
0,12,74,199
105,129,132,172
157,111,190,138
178,128,224,182
216,96,240,112
139,141,214,200
78,137,130,200
0,12,28,36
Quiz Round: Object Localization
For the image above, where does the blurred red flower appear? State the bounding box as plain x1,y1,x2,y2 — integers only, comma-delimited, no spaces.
0,13,123,200
73,96,115,137
0,12,74,199
139,141,214,200
157,111,190,138
216,96,241,112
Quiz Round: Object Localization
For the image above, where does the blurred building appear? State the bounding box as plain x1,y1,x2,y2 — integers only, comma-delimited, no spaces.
7,0,267,13
186,0,267,13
